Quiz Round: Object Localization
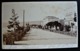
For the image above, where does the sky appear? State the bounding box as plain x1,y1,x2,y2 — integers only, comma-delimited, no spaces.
2,2,77,23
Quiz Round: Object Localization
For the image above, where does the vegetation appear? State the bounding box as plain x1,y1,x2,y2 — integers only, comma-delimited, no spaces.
7,9,20,32
3,9,30,45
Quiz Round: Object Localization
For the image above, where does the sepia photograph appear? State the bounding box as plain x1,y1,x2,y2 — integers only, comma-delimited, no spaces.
2,1,78,49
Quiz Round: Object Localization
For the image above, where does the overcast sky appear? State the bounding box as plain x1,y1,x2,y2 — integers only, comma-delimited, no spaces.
2,2,77,23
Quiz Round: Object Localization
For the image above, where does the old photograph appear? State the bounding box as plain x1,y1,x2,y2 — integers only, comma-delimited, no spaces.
2,1,78,49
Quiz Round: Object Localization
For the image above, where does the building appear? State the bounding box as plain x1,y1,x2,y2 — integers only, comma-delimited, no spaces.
41,16,64,27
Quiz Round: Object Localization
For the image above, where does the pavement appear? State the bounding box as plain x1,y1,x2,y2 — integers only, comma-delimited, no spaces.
14,28,77,45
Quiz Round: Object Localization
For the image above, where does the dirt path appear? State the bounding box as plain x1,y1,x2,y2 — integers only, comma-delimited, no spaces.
14,28,77,45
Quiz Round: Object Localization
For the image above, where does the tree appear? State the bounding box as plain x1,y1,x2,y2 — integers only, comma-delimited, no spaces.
71,23,74,28
74,13,76,22
7,9,20,32
74,17,76,22
65,25,71,32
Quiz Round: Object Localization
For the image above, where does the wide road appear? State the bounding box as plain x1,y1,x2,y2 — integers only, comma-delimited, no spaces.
14,28,77,45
